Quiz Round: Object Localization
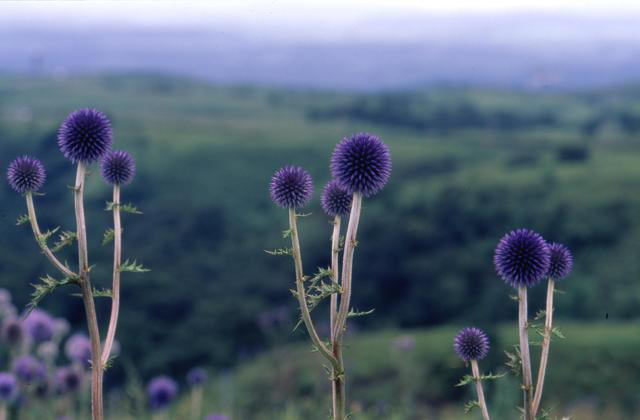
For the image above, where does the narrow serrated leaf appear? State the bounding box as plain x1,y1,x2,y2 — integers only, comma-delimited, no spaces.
119,259,150,273
16,214,30,226
51,230,77,252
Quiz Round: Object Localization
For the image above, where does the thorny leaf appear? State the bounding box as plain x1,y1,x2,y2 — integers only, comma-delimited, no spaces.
51,230,77,252
16,214,30,226
27,274,79,313
102,228,115,246
37,227,60,247
347,308,375,318
119,259,150,273
455,372,506,387
463,400,480,414
293,267,340,330
504,348,521,376
105,201,142,214
265,247,293,256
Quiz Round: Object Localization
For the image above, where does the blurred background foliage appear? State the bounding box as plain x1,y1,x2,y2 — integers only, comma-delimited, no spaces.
1,74,639,417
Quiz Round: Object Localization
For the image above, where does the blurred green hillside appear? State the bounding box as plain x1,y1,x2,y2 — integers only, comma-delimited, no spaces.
1,73,639,392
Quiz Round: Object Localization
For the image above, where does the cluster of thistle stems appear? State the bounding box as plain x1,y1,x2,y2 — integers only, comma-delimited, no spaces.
287,193,362,420
24,163,125,420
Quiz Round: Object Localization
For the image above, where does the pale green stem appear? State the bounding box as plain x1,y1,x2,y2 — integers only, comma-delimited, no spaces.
518,286,533,420
101,184,121,366
330,215,345,420
190,386,203,420
471,359,491,420
532,278,555,416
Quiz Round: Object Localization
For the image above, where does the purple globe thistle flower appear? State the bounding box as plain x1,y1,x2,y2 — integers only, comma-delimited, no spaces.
23,309,54,343
186,367,208,387
330,132,391,198
205,415,229,420
320,179,352,217
53,366,83,395
454,327,490,362
547,242,573,280
57,108,112,164
13,355,46,384
146,376,178,411
6,156,46,194
269,166,313,209
0,372,17,402
1,317,24,347
65,333,92,367
494,228,551,288
100,150,135,186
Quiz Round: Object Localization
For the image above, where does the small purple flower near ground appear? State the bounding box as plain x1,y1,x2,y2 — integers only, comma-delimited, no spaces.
65,333,92,367
1,317,24,347
23,309,55,343
330,132,391,197
0,372,17,401
454,327,490,362
6,156,46,194
13,355,46,383
320,179,352,217
547,242,573,280
494,228,551,288
269,166,313,209
100,150,136,185
186,367,208,387
146,376,178,411
54,366,83,395
57,108,112,164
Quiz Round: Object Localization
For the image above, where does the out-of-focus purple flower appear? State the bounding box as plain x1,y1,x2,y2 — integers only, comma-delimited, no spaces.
320,179,352,217
65,333,92,367
330,132,391,198
269,166,313,209
0,372,17,401
494,228,550,288
547,242,573,280
146,376,178,411
6,156,46,194
13,355,46,383
454,327,490,362
100,150,135,186
205,414,229,420
391,335,415,352
57,108,112,164
54,366,83,395
0,289,11,304
53,318,70,340
37,341,58,361
186,367,208,387
1,317,24,347
23,309,54,343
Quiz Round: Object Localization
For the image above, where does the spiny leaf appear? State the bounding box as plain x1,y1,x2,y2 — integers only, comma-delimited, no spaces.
16,214,30,226
455,374,475,387
51,230,77,252
102,228,119,246
282,229,292,239
463,400,480,413
27,274,78,313
295,212,312,218
293,267,339,331
504,349,521,376
551,326,565,339
103,355,118,371
105,201,143,214
347,308,375,318
37,226,60,247
71,288,113,299
534,309,546,321
119,259,150,273
509,294,519,301
265,247,293,256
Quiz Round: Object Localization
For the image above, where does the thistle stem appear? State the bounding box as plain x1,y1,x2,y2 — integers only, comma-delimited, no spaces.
330,215,345,420
471,359,491,420
330,215,341,340
288,208,338,369
518,286,533,420
532,278,555,416
25,193,77,278
74,163,103,420
101,184,121,366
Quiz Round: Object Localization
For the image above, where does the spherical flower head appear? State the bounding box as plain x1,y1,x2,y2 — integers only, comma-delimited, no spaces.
54,366,83,395
65,333,92,367
7,156,46,194
320,180,352,217
330,132,391,197
23,309,54,343
186,367,208,387
547,242,573,280
454,327,490,362
494,228,551,288
13,355,46,383
1,317,24,347
146,376,178,411
57,108,113,164
269,166,313,209
0,372,17,402
100,150,135,186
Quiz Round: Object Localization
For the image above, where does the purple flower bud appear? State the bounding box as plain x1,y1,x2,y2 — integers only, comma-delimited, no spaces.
57,108,112,164
23,309,54,343
494,228,550,288
454,327,489,362
186,367,208,387
13,355,46,383
65,333,92,367
146,376,178,411
0,372,17,402
269,166,313,209
320,180,352,217
100,150,135,186
547,242,573,280
1,317,24,347
7,156,46,194
330,132,391,197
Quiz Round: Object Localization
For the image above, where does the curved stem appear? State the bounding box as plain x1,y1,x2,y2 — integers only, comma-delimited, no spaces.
101,185,121,366
532,278,555,416
330,215,345,420
74,163,103,420
471,359,491,420
288,208,338,369
518,286,533,420
332,193,362,341
25,193,77,278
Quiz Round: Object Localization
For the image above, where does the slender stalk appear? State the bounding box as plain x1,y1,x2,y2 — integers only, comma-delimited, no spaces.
74,163,103,420
329,215,345,420
518,286,533,420
190,386,203,420
25,193,77,278
532,278,555,416
471,359,490,420
101,185,121,366
0,402,6,420
288,208,338,368
329,215,341,339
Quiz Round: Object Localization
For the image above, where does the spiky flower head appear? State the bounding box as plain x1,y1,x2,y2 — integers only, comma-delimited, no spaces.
547,242,573,280
320,179,352,217
454,327,490,362
13,355,46,383
1,317,24,347
65,333,91,367
23,309,54,343
494,228,550,288
0,372,17,402
58,108,112,163
186,367,208,387
6,156,46,194
269,166,313,209
147,376,178,411
54,366,83,395
100,150,135,186
330,132,391,197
